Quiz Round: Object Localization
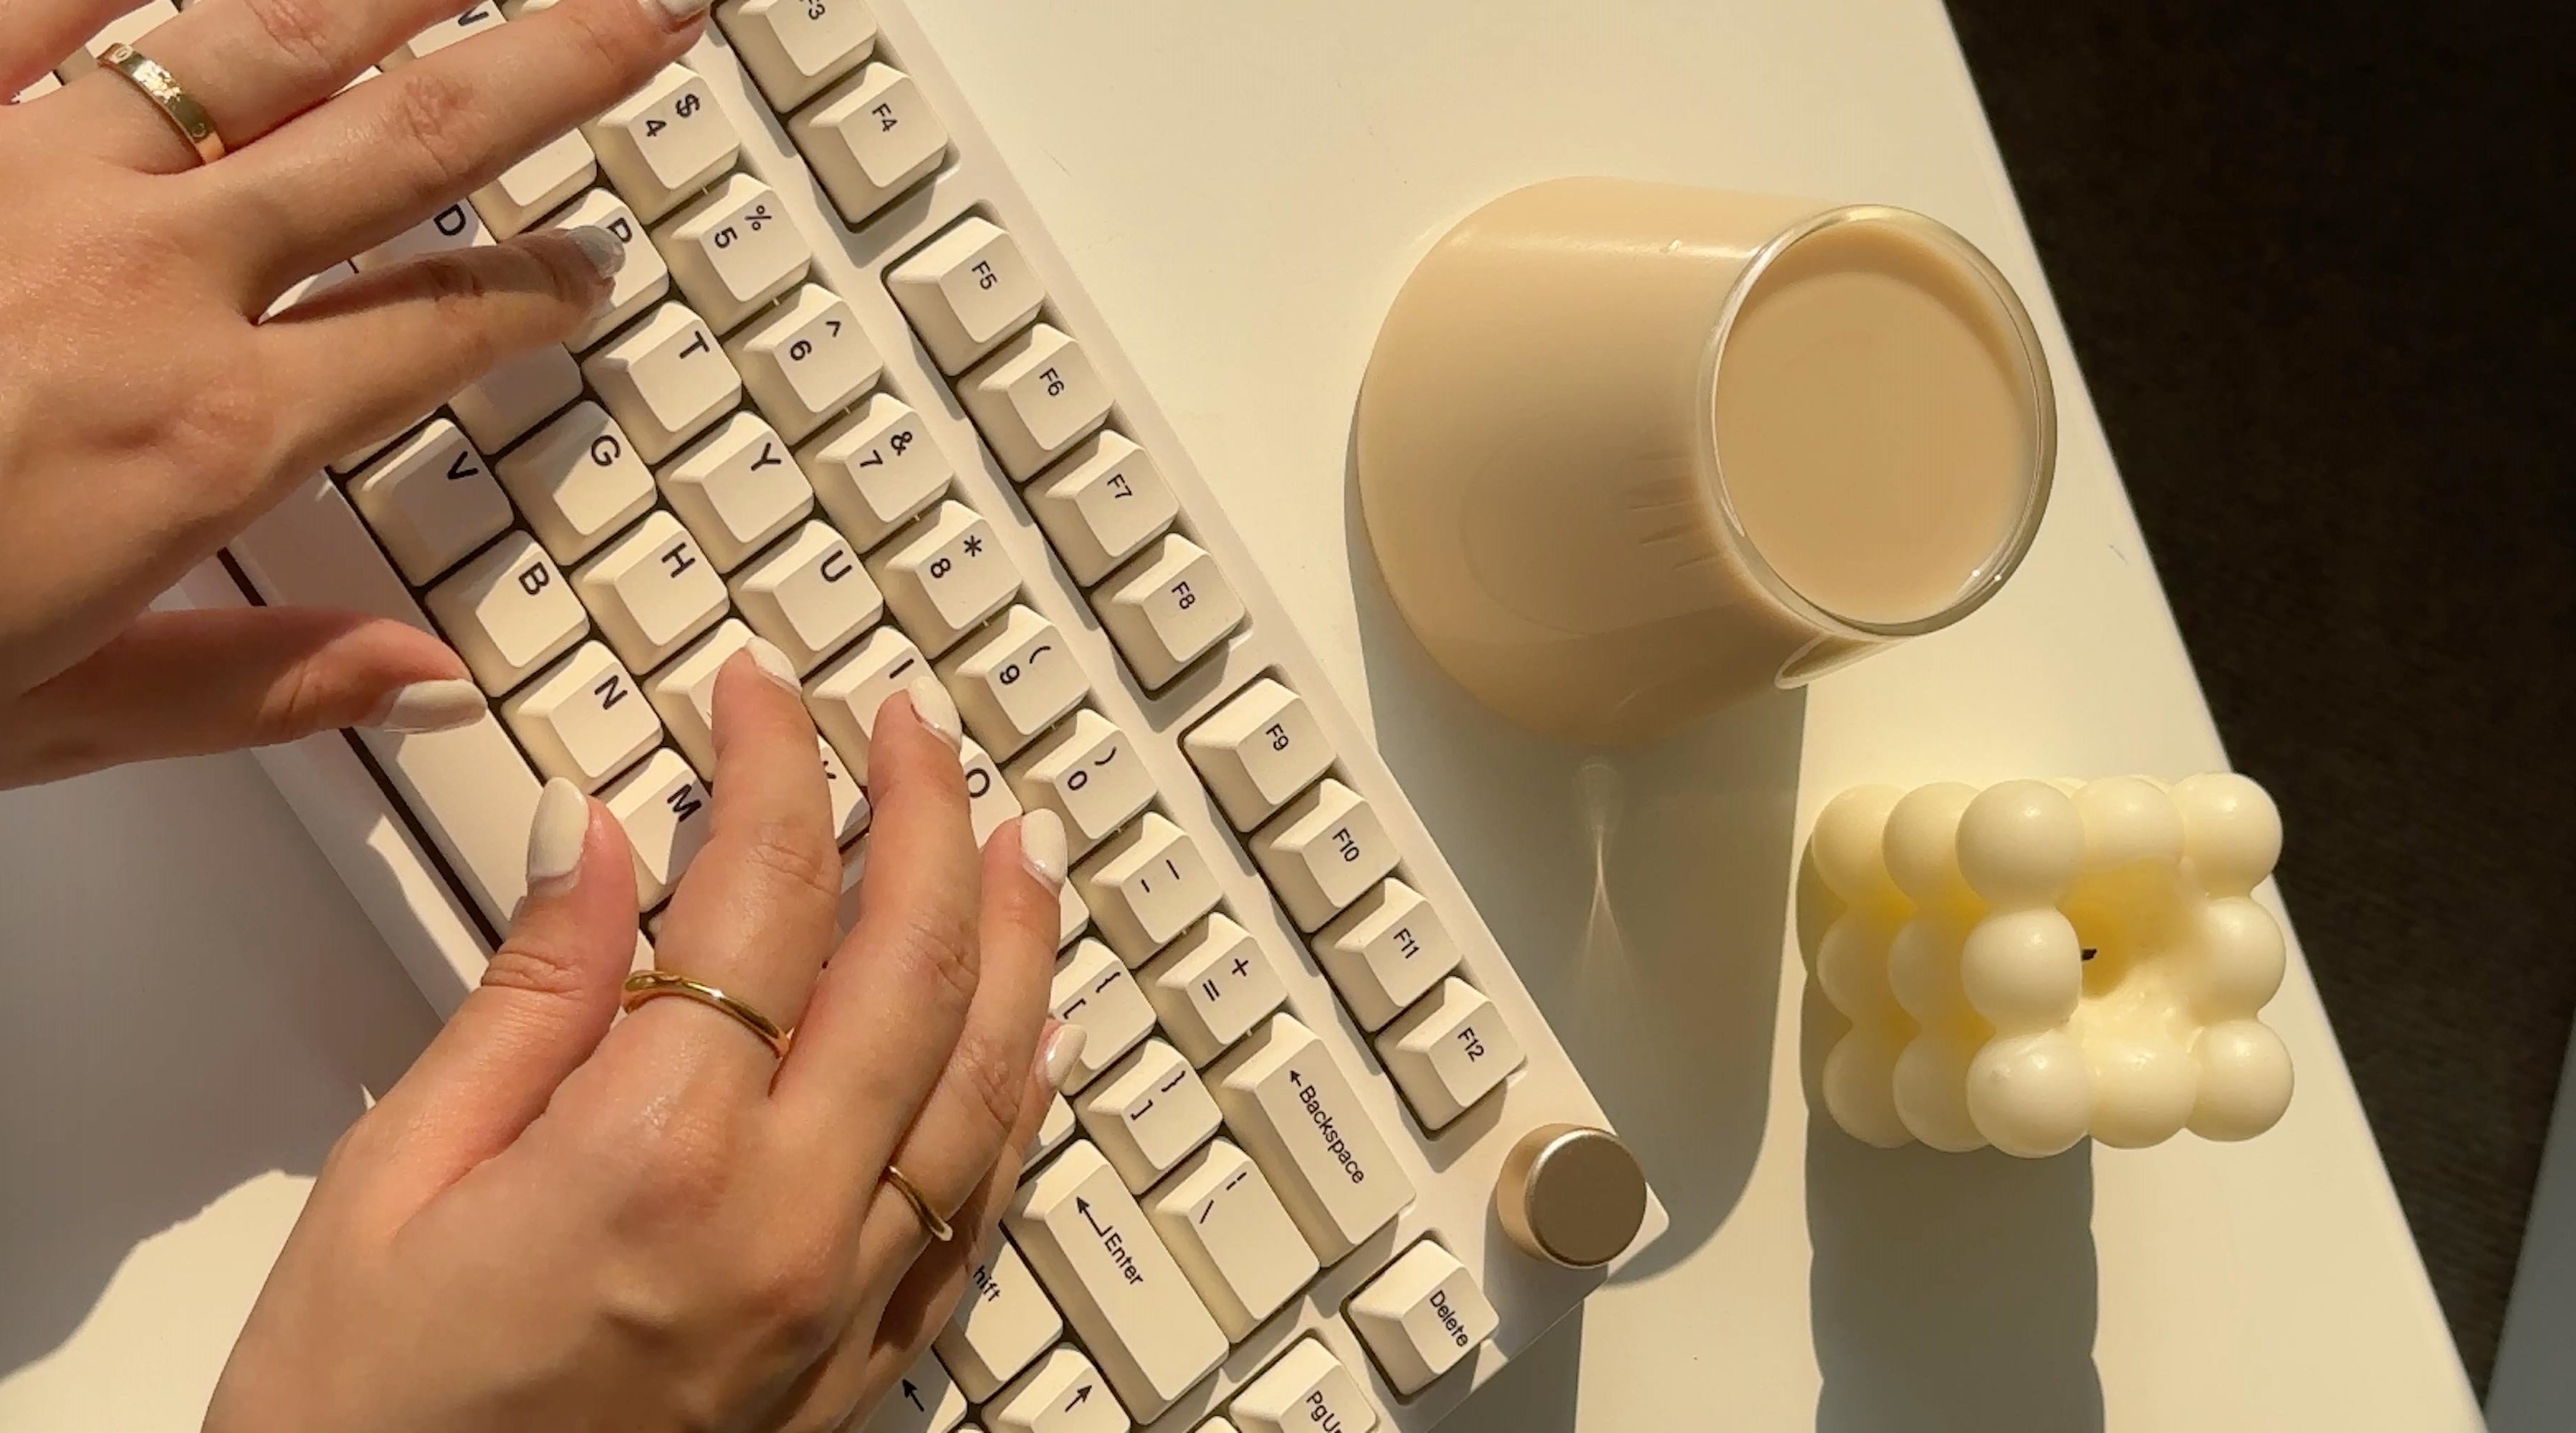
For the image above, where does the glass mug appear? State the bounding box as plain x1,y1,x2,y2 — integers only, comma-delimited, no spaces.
1356,178,2057,744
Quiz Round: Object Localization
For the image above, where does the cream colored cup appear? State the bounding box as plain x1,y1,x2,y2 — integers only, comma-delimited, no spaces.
1356,178,2057,744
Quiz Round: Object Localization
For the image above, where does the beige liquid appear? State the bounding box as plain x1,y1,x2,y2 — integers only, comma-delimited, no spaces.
1715,222,2035,627
1358,180,2050,743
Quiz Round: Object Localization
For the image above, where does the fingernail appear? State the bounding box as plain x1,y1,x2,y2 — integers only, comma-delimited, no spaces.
642,0,714,24
367,678,486,734
563,224,625,279
525,777,588,898
1038,1020,1088,1093
1019,809,1067,893
738,636,800,694
906,675,962,748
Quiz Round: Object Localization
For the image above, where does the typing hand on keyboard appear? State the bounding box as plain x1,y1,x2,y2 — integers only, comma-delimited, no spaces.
0,0,700,787
208,648,1086,1432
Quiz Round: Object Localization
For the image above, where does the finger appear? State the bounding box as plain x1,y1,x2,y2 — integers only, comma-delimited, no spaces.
255,225,620,476
357,777,639,1212
613,641,838,1085
767,678,978,1172
840,811,1062,1258
196,0,701,300
789,1075,1055,1433
0,0,148,97
43,0,487,172
0,604,481,789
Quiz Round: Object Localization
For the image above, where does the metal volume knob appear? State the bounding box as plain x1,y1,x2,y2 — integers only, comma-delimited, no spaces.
1494,1124,1647,1268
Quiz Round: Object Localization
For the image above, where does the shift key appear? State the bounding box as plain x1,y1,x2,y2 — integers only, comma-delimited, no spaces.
1207,1014,1415,1263
1004,1141,1225,1421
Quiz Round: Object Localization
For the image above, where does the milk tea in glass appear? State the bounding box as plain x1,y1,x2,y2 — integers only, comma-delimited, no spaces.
1356,178,2056,744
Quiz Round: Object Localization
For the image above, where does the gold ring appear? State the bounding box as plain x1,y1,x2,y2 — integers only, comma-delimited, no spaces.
879,1164,956,1242
96,43,224,166
621,970,793,1060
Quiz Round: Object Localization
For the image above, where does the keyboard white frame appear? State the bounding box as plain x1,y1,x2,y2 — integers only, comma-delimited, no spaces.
183,6,1667,1428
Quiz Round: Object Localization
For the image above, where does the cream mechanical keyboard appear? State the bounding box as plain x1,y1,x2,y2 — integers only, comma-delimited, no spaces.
153,2,1667,1428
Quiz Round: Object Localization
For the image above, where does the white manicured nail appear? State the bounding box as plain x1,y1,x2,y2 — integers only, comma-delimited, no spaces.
1039,1020,1088,1093
741,636,800,694
563,224,626,279
368,678,485,733
1020,809,1067,892
906,675,961,748
525,777,588,897
643,0,713,23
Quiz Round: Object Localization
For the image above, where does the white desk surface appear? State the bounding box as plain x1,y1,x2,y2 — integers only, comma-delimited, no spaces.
0,3,2481,1429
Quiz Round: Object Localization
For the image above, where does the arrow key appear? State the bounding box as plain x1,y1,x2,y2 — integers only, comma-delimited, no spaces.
988,1346,1131,1433
855,1346,967,1433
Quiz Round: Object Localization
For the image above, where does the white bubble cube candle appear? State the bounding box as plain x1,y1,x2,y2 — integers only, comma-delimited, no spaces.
1809,775,2294,1157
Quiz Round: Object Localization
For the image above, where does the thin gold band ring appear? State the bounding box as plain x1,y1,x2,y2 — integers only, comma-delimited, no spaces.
621,970,793,1060
878,1163,957,1243
96,43,224,166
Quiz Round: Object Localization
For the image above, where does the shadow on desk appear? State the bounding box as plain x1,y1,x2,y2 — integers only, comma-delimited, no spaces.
1796,860,2105,1433
0,755,439,1384
1341,465,1800,1283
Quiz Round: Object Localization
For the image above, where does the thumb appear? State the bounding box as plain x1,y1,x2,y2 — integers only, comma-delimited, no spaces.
362,778,641,1211
0,605,482,789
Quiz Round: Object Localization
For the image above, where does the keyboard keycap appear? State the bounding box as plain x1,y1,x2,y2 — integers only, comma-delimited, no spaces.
988,1346,1128,1433
1346,1240,1498,1396
641,618,753,771
583,64,739,221
1004,710,1154,856
1230,1339,1377,1433
357,198,490,271
584,302,743,463
1046,939,1154,1091
1025,433,1177,585
451,342,583,451
1097,536,1242,689
820,734,869,844
858,1346,969,1433
1004,1143,1226,1422
729,520,878,673
229,476,542,928
936,605,1085,758
543,190,670,348
1027,1094,1078,1172
1139,915,1286,1066
804,394,952,550
1206,1014,1414,1263
805,624,927,779
890,216,1046,373
424,532,588,693
659,411,815,571
727,283,881,444
343,419,511,583
500,641,662,790
1076,1040,1221,1192
1071,814,1220,965
602,748,712,908
386,1,504,63
496,402,659,564
1313,880,1462,1031
573,511,729,673
1184,679,1332,831
792,63,948,224
959,739,1023,844
1250,780,1399,931
656,173,811,333
936,1235,1064,1401
474,128,597,237
1377,978,1523,1128
866,499,1018,654
717,0,876,112
1144,1139,1317,1341
958,324,1111,480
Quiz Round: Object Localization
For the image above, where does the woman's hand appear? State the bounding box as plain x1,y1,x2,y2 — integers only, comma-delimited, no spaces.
209,651,1083,1432
0,0,704,787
